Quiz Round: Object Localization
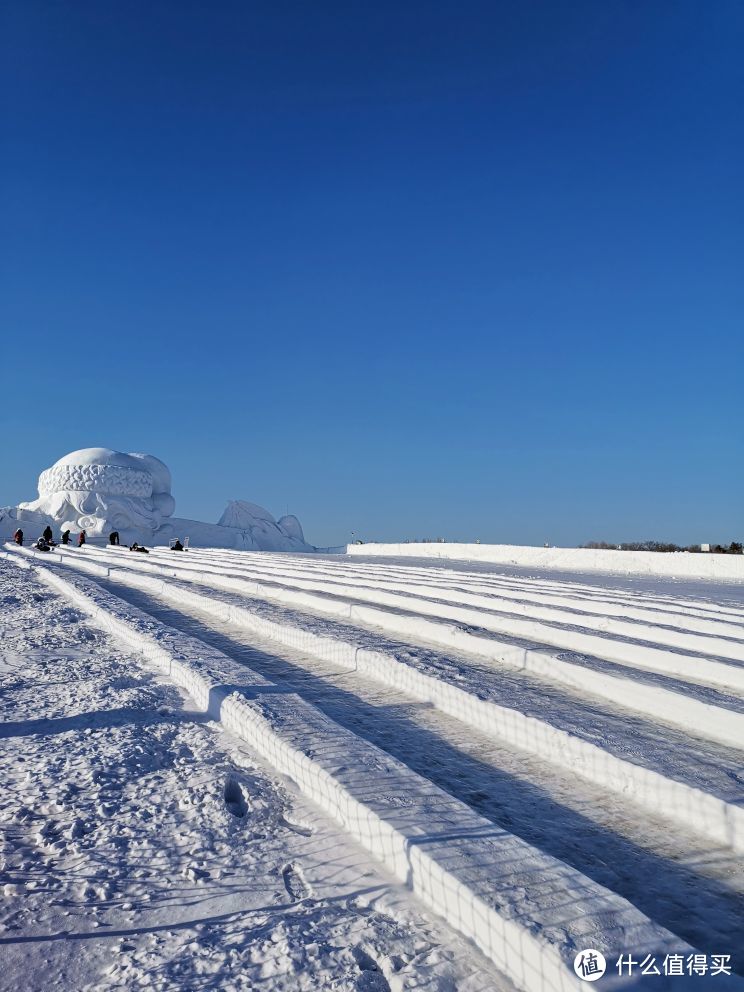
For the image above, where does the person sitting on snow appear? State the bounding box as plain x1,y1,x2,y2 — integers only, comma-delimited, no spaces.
129,542,149,554
171,539,184,551
13,529,23,546
35,536,51,552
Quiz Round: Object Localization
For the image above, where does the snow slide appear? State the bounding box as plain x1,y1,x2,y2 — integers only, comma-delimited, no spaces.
1,548,719,991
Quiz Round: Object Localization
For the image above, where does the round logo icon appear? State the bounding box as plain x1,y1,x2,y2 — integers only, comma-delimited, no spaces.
574,949,607,982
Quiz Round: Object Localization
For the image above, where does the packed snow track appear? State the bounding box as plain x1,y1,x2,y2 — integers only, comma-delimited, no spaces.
4,542,744,990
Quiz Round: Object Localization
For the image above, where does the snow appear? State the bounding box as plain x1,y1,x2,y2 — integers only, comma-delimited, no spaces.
0,558,502,992
2,447,313,552
52,543,744,751
219,500,277,526
129,452,176,517
15,447,174,540
278,513,306,543
348,543,744,583
27,541,744,848
215,501,309,549
2,542,743,989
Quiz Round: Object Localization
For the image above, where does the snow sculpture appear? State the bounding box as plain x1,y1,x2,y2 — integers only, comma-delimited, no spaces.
218,500,277,528
129,453,176,518
19,448,174,539
5,446,314,551
277,514,305,542
217,501,307,550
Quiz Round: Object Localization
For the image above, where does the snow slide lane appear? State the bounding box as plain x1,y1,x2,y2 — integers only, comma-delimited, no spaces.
1,559,489,992
0,549,709,992
14,545,744,856
162,547,744,645
67,544,744,752
138,552,744,689
255,551,744,630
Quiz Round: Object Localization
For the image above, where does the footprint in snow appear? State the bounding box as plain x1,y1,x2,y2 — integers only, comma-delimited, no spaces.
282,862,311,902
352,945,391,992
223,776,248,818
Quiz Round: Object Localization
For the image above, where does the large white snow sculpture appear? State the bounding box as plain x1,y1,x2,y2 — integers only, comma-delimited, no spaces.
19,448,173,539
4,447,314,551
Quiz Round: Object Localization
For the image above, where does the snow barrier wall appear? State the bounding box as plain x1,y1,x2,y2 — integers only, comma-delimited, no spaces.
346,543,744,583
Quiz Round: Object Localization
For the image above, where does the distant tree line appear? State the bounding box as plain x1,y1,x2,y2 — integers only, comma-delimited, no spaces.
581,540,743,555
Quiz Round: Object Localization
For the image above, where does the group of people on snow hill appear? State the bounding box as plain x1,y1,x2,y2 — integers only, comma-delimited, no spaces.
10,527,174,555
13,526,86,549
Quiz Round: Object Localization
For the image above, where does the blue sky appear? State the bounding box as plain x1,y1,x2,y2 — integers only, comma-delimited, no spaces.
2,1,742,547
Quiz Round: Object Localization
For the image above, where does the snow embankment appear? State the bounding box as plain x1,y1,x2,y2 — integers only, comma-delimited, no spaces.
347,543,744,582
0,548,704,991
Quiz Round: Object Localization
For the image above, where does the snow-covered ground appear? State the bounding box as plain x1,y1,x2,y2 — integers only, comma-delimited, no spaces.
2,544,743,990
0,559,505,992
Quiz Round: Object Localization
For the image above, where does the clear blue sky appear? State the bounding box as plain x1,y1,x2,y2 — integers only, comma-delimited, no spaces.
2,2,742,548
